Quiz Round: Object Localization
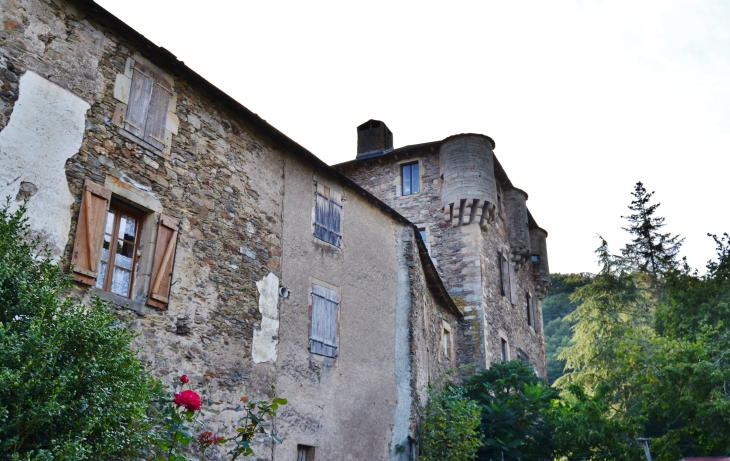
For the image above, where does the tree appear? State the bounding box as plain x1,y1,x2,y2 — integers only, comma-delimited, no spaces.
464,360,558,460
621,182,684,279
0,203,159,460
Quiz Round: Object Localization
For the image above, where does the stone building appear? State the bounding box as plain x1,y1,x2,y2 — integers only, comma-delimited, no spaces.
0,0,549,459
336,121,551,377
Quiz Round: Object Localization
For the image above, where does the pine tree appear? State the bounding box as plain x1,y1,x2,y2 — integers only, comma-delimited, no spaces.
621,182,684,278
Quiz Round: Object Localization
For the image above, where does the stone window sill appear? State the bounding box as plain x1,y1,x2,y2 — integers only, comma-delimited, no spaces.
91,287,149,317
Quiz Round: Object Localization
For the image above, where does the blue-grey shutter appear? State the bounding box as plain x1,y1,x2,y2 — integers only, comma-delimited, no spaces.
310,284,339,357
330,190,342,247
314,183,342,247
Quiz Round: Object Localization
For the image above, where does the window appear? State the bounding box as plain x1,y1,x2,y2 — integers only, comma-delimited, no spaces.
314,182,342,247
531,254,540,263
297,445,315,461
499,251,517,305
71,179,180,310
310,284,339,358
401,162,419,195
96,203,141,298
418,226,431,256
526,291,532,327
442,321,453,360
501,337,509,362
516,348,530,365
124,62,172,151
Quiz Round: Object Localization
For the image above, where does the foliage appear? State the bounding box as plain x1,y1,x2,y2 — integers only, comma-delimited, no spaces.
464,360,557,460
148,379,286,461
0,202,159,460
621,181,684,279
556,237,652,395
421,383,481,461
542,273,593,384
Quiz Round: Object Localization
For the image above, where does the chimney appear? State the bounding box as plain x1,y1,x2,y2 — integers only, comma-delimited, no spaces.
357,120,393,157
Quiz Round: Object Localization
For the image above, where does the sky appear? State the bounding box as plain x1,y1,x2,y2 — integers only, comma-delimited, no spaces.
96,0,730,274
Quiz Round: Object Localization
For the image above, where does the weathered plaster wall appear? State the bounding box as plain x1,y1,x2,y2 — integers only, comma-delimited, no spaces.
276,154,407,460
0,70,88,259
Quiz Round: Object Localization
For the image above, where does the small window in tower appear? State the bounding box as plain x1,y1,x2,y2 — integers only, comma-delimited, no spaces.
297,445,315,460
441,321,453,360
526,292,532,327
531,254,540,263
501,337,509,362
401,162,419,196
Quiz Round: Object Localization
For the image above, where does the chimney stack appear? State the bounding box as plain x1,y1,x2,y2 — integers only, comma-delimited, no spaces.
357,120,393,157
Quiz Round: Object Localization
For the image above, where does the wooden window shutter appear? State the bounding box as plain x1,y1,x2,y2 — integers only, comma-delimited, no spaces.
329,190,342,247
314,183,342,247
143,76,171,150
147,214,180,310
509,262,518,305
499,251,509,297
310,285,339,358
124,62,154,139
71,180,111,285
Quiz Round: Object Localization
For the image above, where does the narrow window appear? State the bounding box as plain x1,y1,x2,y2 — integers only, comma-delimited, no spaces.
401,162,419,196
531,254,540,263
443,328,451,359
526,292,532,327
499,251,510,298
96,202,141,298
297,445,315,461
314,183,342,247
501,337,508,362
517,348,530,364
418,226,431,256
310,284,339,358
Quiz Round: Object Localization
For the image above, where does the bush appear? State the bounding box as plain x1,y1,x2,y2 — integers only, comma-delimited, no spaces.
421,383,481,461
0,203,159,460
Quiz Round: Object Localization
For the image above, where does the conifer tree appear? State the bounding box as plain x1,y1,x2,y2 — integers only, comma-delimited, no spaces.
621,182,684,278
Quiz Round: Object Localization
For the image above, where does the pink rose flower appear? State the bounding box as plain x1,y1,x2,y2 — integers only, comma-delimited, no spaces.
174,389,202,411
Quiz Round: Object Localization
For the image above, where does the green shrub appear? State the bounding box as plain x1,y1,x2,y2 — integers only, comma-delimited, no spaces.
421,384,481,461
0,203,159,460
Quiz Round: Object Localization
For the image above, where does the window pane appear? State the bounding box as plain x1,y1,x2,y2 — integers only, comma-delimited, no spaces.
118,215,137,241
105,210,115,235
402,164,411,195
411,163,419,193
101,234,111,262
96,261,107,289
111,267,131,296
115,239,134,269
419,229,427,241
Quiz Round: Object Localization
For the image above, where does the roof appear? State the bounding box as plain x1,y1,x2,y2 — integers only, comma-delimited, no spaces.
72,0,462,318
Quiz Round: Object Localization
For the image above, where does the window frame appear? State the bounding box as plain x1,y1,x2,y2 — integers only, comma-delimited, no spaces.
97,201,143,299
313,181,343,248
500,336,510,362
441,320,453,361
297,445,315,461
401,161,420,196
309,283,340,359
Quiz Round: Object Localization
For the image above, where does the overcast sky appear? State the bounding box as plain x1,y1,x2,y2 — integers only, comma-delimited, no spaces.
96,0,730,274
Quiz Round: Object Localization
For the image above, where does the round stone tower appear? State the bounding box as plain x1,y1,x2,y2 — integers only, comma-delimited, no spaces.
504,187,531,268
439,134,498,229
530,227,551,298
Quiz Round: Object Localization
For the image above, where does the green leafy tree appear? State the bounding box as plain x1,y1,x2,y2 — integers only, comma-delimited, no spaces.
421,384,482,461
464,360,558,460
0,203,159,460
621,182,684,279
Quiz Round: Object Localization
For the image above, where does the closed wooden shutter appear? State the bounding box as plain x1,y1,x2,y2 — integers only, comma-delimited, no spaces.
71,180,111,285
310,284,339,357
124,62,154,139
147,214,180,310
143,76,171,150
314,183,342,247
509,262,518,305
499,251,509,297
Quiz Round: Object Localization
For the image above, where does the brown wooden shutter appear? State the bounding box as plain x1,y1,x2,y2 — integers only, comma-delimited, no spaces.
143,76,171,150
124,62,154,139
509,262,518,305
71,180,111,285
310,285,339,357
147,214,180,310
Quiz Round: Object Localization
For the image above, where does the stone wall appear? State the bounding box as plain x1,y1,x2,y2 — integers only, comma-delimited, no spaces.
0,1,470,459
